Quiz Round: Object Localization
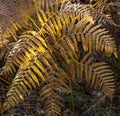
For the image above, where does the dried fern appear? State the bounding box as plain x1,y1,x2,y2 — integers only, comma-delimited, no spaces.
0,0,120,115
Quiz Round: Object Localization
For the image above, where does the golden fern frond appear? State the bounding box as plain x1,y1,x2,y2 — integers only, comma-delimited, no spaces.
2,49,57,110
2,52,68,111
39,11,79,39
0,33,47,81
28,0,68,32
39,10,117,58
92,11,119,31
51,17,117,57
0,41,26,78
78,53,116,100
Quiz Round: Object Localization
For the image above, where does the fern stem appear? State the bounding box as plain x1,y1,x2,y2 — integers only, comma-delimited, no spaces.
69,79,75,114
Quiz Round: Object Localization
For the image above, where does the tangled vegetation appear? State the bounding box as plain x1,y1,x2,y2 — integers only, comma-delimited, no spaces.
0,0,120,115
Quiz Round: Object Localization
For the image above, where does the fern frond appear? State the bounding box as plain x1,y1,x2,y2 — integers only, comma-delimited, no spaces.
39,10,117,57
63,1,119,32
61,1,94,24
40,74,67,116
0,0,37,35
78,53,116,100
52,19,117,57
0,32,47,81
29,0,68,31
2,49,61,110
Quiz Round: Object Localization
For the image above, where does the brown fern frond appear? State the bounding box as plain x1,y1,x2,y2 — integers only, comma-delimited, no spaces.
40,73,67,116
64,1,119,33
0,0,37,36
61,1,94,23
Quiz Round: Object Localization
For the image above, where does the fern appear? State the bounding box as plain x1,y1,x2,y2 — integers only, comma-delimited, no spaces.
1,11,117,83
0,0,120,115
80,53,115,100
